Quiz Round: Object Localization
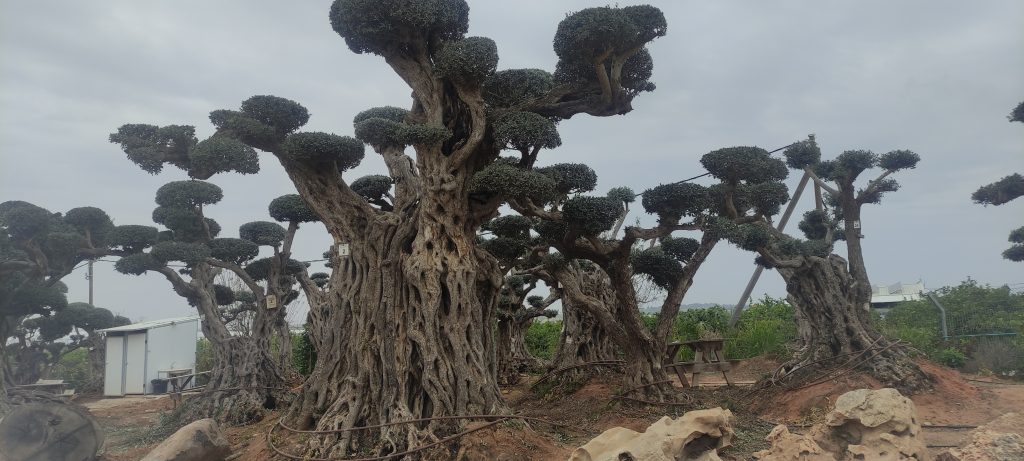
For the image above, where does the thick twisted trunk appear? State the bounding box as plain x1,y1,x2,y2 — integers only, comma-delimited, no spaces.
177,266,287,425
550,267,618,382
776,254,931,393
285,180,506,457
496,316,544,385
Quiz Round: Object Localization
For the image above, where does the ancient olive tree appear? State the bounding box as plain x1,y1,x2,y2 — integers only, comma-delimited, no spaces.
489,159,755,397
478,215,558,384
102,179,304,423
708,139,931,392
972,101,1024,262
119,1,668,455
0,201,118,407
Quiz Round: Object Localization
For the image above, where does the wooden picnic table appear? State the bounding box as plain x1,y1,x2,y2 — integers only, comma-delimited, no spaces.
663,339,737,388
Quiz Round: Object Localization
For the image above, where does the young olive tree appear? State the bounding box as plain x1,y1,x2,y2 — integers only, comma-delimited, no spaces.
0,201,118,408
709,139,931,391
116,1,666,454
972,101,1024,262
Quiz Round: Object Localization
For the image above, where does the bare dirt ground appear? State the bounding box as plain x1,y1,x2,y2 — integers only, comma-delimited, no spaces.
86,359,1024,460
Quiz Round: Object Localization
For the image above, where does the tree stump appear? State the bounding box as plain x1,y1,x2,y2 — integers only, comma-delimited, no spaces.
0,402,103,461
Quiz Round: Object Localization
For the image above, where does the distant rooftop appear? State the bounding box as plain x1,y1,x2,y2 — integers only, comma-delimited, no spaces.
871,282,926,305
97,315,200,333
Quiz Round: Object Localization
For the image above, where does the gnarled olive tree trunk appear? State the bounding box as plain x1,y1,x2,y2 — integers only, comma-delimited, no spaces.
283,168,506,456
496,315,544,385
775,254,931,393
549,266,617,383
173,265,287,425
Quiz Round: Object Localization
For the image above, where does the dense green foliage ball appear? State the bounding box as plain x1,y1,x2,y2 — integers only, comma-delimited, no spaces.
972,173,1024,206
108,225,159,252
109,124,197,174
240,95,309,134
213,284,236,305
63,207,114,242
150,241,211,265
482,215,532,239
783,139,821,169
470,162,558,204
239,221,287,247
661,237,700,262
480,237,529,263
537,163,596,195
268,194,319,223
283,132,365,170
483,69,553,108
244,257,306,281
743,182,790,216
114,253,162,275
641,183,708,223
209,109,279,148
208,238,259,265
155,180,223,208
562,196,622,235
397,123,451,146
798,210,831,240
553,5,665,63
330,0,469,55
353,106,409,124
878,150,920,171
434,36,498,83
701,147,787,184
632,248,682,289
350,175,394,201
606,186,636,204
491,111,561,152
190,135,260,177
0,201,54,240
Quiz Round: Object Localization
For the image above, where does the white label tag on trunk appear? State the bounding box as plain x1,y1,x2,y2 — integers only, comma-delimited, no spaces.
266,295,278,309
337,243,350,256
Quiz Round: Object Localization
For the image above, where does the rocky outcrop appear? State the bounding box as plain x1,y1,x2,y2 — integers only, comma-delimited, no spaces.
756,388,928,460
936,413,1024,461
141,418,231,461
568,408,734,461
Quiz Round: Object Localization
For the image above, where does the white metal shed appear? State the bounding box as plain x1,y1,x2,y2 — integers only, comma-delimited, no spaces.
98,315,199,396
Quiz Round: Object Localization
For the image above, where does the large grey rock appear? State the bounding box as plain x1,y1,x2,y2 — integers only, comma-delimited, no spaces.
141,418,231,461
756,388,928,460
568,408,734,461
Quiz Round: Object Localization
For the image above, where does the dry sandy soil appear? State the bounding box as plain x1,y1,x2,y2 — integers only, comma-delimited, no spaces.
86,359,1024,460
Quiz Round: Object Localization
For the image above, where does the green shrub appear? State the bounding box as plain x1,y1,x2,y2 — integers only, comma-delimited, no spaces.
934,348,967,368
50,348,93,392
292,331,316,376
525,320,562,360
195,339,212,386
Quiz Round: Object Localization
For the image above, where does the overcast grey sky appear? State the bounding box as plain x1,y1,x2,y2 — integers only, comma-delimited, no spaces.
2,1,1022,323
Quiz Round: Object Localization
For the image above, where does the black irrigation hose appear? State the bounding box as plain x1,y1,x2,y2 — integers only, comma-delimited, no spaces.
268,414,575,461
267,417,509,461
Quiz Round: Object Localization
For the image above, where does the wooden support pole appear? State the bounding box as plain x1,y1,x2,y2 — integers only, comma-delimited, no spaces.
730,170,812,326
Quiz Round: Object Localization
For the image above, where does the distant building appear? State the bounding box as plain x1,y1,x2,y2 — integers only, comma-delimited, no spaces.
98,315,199,396
870,282,926,314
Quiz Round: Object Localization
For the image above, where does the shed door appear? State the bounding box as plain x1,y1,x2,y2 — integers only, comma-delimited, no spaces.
103,335,125,396
124,332,147,394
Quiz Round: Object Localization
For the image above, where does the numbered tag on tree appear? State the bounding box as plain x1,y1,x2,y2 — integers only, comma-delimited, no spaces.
337,242,350,257
266,295,278,309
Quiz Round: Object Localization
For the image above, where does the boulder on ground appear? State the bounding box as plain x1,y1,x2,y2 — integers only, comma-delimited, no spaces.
936,413,1024,461
140,418,231,461
756,388,927,460
568,407,734,461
